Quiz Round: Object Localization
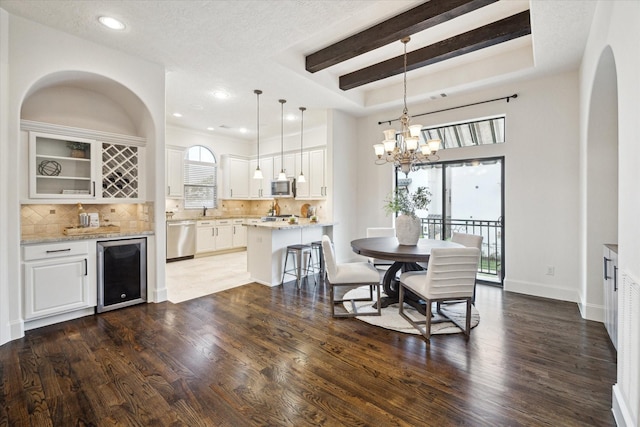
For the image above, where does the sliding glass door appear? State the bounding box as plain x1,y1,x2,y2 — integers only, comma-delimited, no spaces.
397,157,504,284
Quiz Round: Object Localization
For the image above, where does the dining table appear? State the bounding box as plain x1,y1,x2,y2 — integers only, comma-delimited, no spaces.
350,236,463,313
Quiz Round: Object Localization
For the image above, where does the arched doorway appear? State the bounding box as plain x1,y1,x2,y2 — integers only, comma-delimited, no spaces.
583,46,618,318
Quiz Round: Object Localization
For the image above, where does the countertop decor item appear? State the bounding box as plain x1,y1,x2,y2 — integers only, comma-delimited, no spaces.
300,203,310,218
37,160,61,176
66,141,89,158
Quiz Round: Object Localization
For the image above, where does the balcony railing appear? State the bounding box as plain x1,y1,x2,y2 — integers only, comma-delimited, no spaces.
421,217,503,281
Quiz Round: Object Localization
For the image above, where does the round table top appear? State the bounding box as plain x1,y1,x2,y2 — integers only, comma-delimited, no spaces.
351,237,462,263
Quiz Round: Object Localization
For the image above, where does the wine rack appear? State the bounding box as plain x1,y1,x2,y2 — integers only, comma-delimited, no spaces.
102,143,139,199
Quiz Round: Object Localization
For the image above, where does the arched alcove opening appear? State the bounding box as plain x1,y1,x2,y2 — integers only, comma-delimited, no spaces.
584,46,618,312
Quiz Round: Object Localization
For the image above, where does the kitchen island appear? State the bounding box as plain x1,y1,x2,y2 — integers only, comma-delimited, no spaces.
245,219,334,286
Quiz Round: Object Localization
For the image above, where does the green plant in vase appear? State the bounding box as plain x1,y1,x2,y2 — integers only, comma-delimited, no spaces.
66,141,89,158
384,186,431,245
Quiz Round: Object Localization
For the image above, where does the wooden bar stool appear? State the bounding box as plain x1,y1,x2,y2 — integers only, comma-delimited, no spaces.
281,244,314,288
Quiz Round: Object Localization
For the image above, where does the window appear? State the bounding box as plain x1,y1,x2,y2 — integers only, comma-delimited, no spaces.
183,145,217,209
422,116,505,149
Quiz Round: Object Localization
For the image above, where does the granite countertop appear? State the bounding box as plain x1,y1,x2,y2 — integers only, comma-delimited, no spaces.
166,215,263,222
21,229,155,245
244,220,334,230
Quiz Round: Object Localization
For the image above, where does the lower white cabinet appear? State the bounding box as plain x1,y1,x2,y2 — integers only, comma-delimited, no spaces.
603,244,618,349
232,219,247,248
197,219,234,253
23,240,96,320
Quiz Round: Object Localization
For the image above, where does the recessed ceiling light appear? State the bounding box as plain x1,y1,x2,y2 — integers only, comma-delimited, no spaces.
286,114,297,121
207,127,215,131
212,91,230,100
98,16,125,30
172,113,182,118
239,128,248,134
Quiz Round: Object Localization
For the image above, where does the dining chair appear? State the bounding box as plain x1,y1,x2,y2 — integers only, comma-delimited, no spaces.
398,247,481,340
451,232,483,303
366,227,395,271
321,235,382,317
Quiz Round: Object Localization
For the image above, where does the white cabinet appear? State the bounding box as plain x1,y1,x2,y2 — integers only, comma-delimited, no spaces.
603,244,618,349
221,156,249,199
215,219,233,251
196,219,234,253
273,153,296,179
166,148,184,198
249,157,273,199
196,220,217,253
295,151,310,198
23,241,95,320
232,219,247,248
309,149,327,199
29,132,99,199
25,124,146,202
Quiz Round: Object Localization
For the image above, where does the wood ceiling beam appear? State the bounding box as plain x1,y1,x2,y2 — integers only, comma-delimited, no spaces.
305,0,498,73
339,10,531,91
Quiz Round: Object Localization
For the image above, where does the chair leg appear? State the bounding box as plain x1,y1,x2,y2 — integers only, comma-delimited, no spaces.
465,298,472,339
425,298,432,340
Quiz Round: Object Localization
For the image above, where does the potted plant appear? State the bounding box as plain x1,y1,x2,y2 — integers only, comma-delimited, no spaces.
383,186,431,245
66,141,89,158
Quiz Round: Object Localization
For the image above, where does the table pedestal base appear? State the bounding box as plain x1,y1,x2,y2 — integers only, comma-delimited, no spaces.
373,261,427,315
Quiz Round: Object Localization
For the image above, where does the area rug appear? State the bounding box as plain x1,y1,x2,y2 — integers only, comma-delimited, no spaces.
342,286,479,335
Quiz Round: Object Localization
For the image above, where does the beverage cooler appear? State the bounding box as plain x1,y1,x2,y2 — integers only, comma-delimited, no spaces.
97,238,147,313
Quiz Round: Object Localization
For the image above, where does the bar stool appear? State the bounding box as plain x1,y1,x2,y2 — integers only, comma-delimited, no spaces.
281,244,314,288
310,240,324,280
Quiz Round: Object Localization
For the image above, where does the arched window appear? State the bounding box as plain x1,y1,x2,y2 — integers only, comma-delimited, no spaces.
183,145,217,209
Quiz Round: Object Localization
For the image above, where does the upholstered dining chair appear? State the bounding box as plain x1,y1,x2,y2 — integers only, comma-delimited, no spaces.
366,227,395,271
398,247,481,340
451,232,483,302
321,235,382,318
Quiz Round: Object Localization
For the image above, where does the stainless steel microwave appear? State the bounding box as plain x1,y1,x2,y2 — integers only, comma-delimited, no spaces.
271,178,295,197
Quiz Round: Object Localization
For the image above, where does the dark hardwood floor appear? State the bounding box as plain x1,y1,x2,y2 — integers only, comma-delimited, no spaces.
0,280,617,426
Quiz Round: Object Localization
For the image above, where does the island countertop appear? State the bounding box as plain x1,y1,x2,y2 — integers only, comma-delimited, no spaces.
244,220,335,230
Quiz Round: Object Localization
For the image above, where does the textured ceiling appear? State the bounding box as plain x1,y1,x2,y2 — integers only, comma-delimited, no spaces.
0,0,596,140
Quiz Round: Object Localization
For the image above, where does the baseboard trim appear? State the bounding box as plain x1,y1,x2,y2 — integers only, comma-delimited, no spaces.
613,383,632,427
503,278,580,302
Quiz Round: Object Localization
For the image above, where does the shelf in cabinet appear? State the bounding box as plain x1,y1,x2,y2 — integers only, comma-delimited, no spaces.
36,175,91,180
36,154,91,162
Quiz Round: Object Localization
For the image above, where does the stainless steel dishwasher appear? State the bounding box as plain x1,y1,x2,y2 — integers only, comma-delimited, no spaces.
166,220,196,261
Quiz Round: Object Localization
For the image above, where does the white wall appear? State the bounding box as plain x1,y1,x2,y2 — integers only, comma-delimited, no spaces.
0,12,166,344
355,70,581,303
579,2,640,425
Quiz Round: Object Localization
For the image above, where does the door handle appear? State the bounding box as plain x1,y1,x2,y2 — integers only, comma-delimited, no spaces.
614,266,618,292
84,258,88,276
603,257,611,280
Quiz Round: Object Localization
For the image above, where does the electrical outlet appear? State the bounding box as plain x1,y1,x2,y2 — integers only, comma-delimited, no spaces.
546,266,555,276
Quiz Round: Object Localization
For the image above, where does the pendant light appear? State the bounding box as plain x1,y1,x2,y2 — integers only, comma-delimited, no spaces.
253,89,264,180
297,107,306,183
277,99,288,181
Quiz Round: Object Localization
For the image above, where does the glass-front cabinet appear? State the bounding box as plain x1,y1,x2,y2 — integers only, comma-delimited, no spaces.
29,132,99,199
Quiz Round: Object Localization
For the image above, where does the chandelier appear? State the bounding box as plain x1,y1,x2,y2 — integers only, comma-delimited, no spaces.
373,37,441,177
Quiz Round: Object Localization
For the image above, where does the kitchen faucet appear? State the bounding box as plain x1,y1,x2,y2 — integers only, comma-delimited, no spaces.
202,206,208,217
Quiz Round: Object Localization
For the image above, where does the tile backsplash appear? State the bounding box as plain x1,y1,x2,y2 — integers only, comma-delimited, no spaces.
166,198,327,220
21,203,153,237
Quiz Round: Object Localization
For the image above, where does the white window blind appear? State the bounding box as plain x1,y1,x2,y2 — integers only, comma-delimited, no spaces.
183,146,217,209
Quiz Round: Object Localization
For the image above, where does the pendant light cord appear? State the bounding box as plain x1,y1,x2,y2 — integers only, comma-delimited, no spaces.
279,99,286,176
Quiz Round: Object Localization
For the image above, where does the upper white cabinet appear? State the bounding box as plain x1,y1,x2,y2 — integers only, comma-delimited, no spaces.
166,148,184,198
29,132,99,199
26,123,146,202
308,148,327,199
273,153,296,179
249,157,273,199
295,151,310,198
221,155,249,199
